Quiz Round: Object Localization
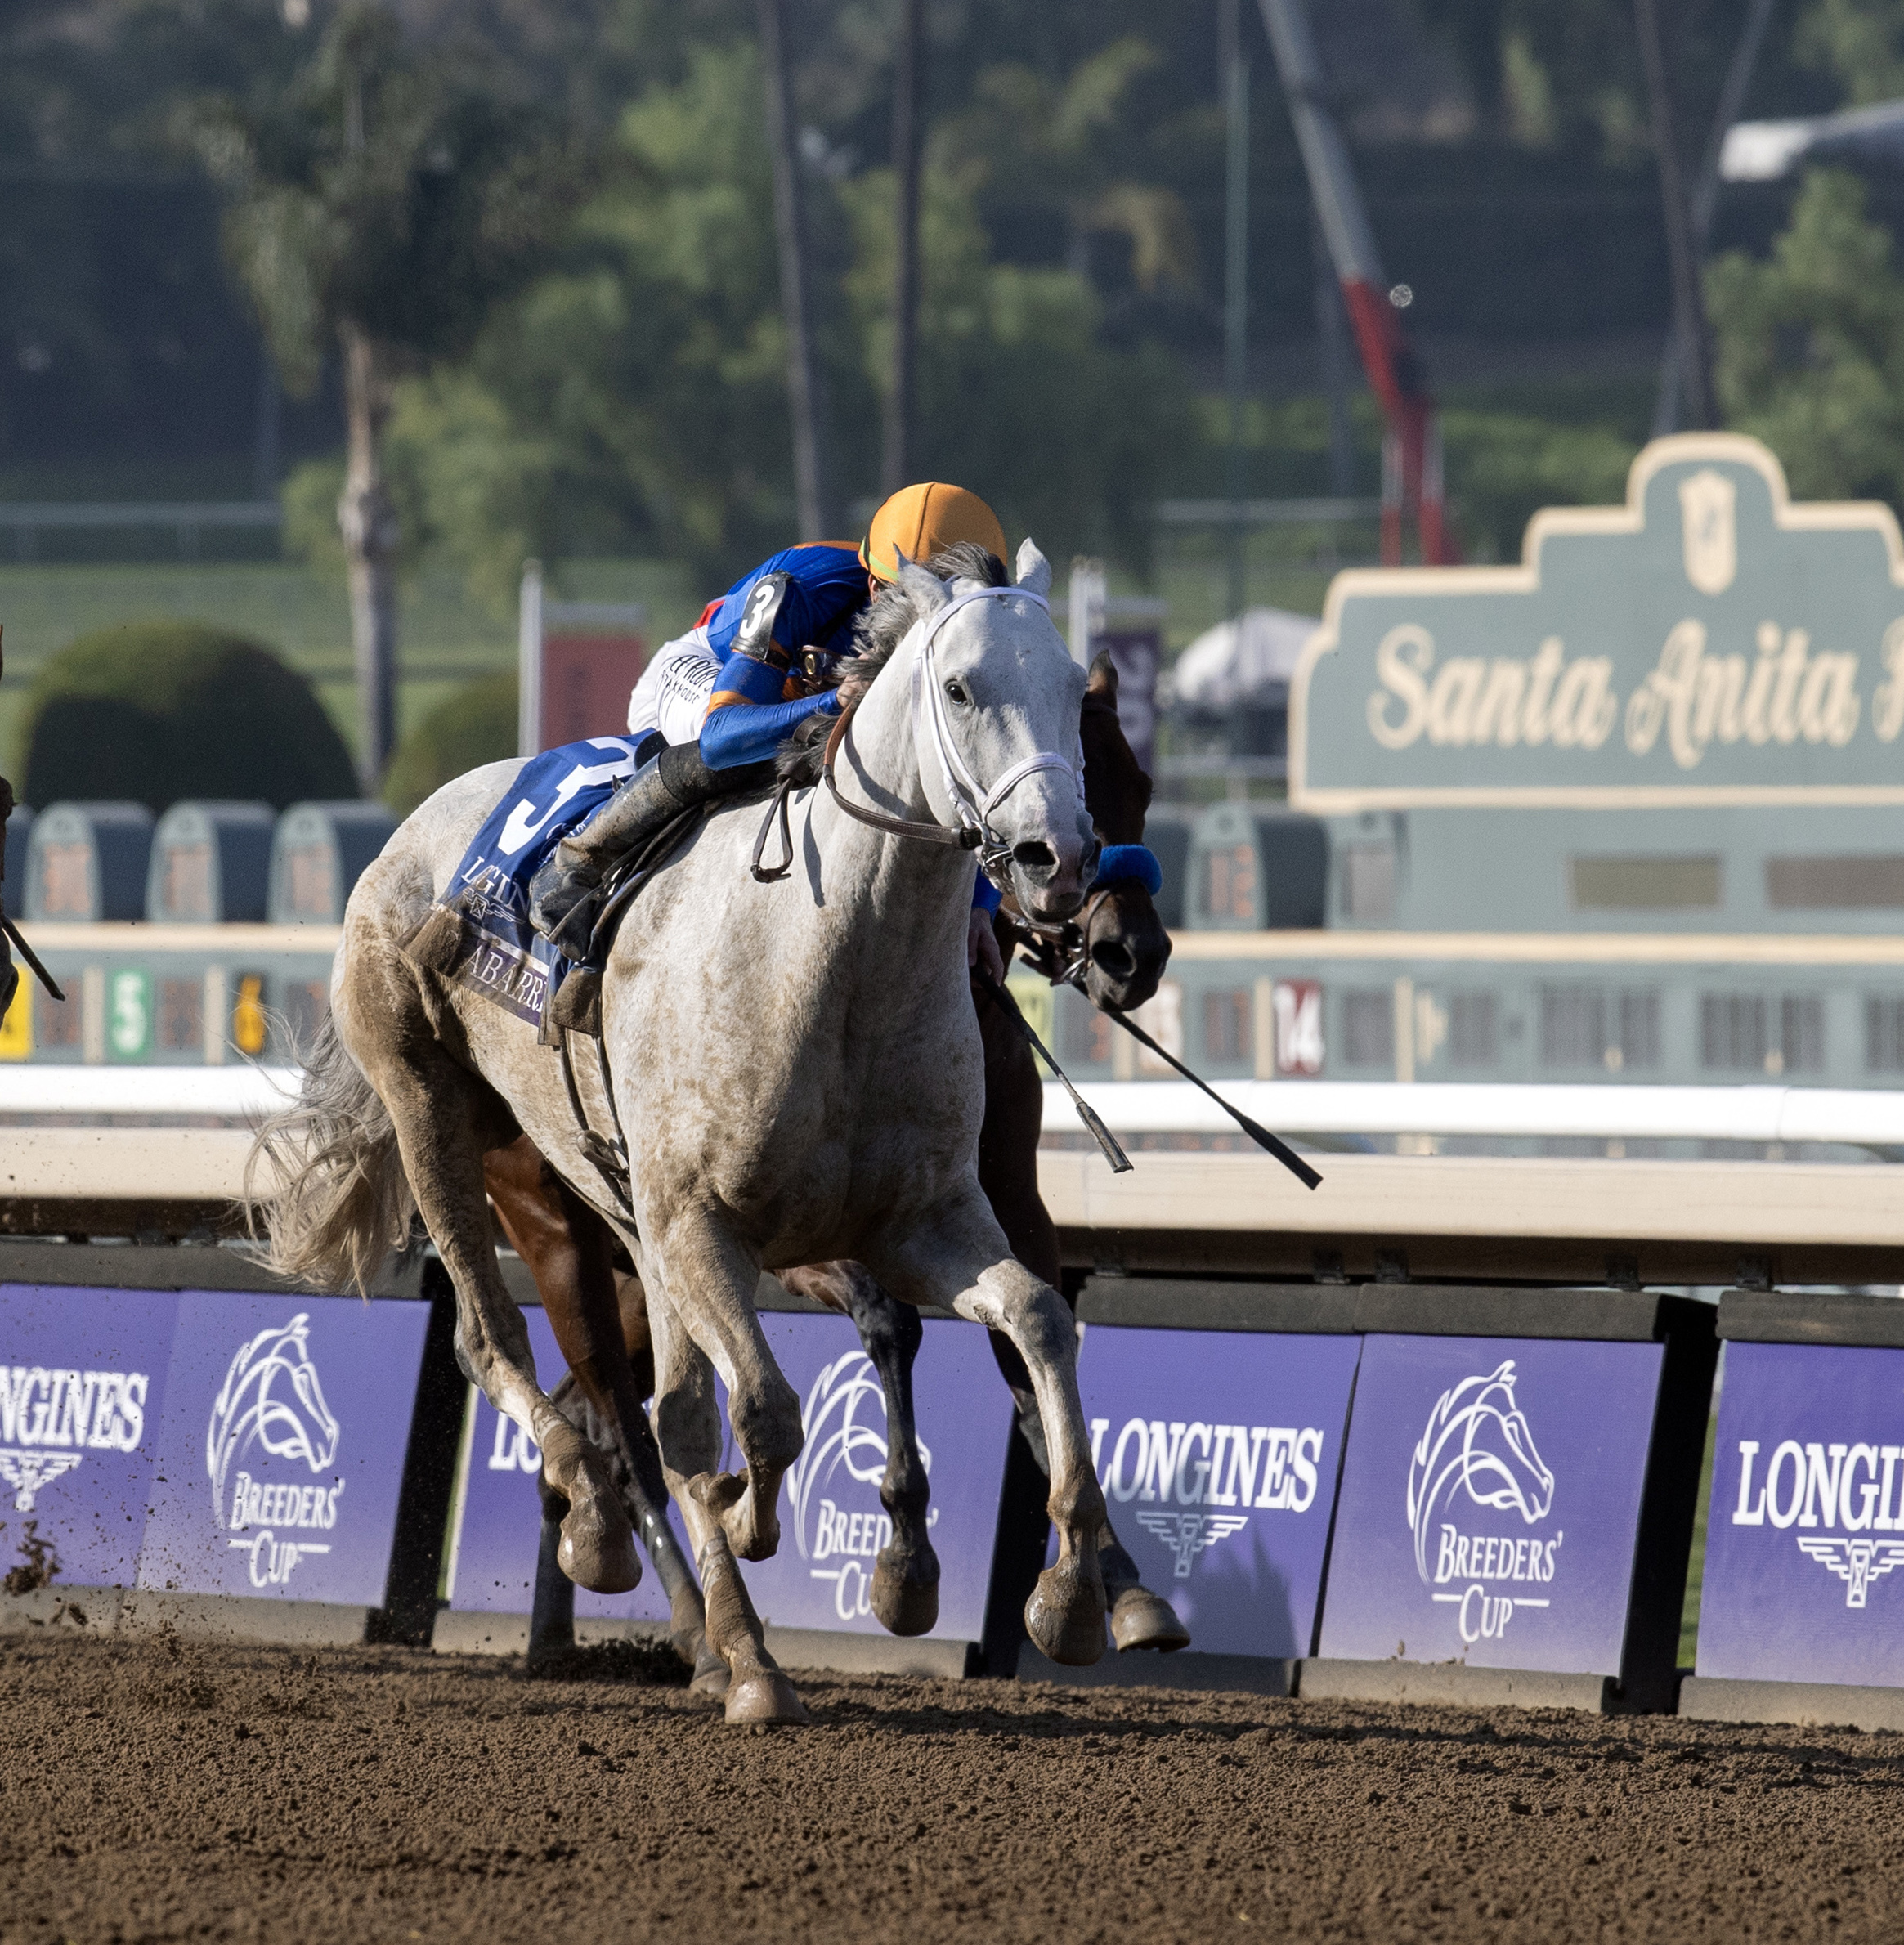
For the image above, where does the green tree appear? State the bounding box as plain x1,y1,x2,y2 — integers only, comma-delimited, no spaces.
382,672,517,815
1796,0,1904,104
843,158,1188,570
188,3,580,784
387,36,1189,594
1709,168,1904,504
18,621,356,813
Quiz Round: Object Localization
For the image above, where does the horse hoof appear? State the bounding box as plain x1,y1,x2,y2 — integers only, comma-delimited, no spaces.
721,1491,779,1562
690,1647,732,1701
557,1505,641,1595
724,1669,808,1726
1111,1585,1191,1653
871,1548,940,1638
1025,1562,1106,1668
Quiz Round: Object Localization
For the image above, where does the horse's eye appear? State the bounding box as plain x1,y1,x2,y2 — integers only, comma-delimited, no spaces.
944,679,969,705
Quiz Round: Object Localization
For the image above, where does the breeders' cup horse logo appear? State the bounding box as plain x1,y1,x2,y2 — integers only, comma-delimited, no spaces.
205,1313,340,1527
1679,468,1738,595
782,1352,930,1562
1406,1360,1555,1584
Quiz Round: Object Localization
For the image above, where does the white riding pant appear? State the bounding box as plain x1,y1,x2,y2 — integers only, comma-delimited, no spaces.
628,625,721,745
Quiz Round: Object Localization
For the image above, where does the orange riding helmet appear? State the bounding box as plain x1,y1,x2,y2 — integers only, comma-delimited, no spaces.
859,482,1008,584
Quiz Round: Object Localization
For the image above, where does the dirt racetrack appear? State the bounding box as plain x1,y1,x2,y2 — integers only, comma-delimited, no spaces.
2,1633,1901,1944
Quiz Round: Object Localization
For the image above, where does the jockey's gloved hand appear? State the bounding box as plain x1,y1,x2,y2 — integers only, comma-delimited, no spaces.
967,906,1005,986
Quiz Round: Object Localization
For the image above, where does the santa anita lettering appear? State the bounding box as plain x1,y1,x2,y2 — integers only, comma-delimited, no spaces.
1366,619,1887,769
1292,433,1904,808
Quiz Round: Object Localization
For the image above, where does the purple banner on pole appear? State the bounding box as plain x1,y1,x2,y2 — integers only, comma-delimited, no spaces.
1696,1341,1904,1687
0,1284,179,1589
1319,1335,1663,1674
1056,1324,1362,1658
446,1306,675,1623
136,1291,429,1607
731,1314,1012,1640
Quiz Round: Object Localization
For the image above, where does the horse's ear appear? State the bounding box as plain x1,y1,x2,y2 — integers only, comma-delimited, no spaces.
1015,538,1052,599
1086,649,1119,702
894,549,949,616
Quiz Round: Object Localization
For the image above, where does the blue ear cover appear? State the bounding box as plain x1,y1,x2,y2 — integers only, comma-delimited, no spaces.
1094,843,1163,894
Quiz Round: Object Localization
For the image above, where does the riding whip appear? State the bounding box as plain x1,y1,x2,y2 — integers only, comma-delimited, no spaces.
0,908,64,1004
974,966,1131,1175
1098,1005,1321,1191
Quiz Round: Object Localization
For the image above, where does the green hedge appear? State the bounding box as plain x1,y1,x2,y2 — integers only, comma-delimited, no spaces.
19,621,359,813
383,672,517,816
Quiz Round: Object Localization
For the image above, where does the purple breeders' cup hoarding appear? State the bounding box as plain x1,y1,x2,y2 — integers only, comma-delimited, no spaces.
1051,1325,1362,1658
1319,1335,1664,1674
136,1291,429,1607
0,1284,181,1589
1696,1342,1904,1687
447,1306,675,1624
449,1309,1013,1643
735,1312,1013,1640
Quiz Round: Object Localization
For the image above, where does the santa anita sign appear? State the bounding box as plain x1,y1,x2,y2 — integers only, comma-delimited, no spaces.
1292,434,1904,812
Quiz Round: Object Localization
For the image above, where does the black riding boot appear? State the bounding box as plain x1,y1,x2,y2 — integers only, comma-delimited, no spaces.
528,741,772,961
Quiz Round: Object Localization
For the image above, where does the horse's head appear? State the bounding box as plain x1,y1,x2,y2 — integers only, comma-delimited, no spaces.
896,540,1097,921
1076,652,1172,1013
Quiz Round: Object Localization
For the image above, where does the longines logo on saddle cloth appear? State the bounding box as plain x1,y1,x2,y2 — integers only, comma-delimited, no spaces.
416,737,646,1026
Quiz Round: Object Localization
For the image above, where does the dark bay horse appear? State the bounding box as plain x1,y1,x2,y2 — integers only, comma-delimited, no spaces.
480,652,1181,1683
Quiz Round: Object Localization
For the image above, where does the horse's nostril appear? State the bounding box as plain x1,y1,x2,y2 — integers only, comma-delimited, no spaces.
1091,939,1136,981
1012,840,1057,875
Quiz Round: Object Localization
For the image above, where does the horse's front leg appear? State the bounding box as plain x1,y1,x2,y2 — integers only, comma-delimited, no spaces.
640,1263,806,1726
779,1262,940,1638
973,994,1189,1653
649,1216,803,1565
865,1192,1107,1667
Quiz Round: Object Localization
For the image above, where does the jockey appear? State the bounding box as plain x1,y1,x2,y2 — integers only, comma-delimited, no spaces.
530,482,1013,975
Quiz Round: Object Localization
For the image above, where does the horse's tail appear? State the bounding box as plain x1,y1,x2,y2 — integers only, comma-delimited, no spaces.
244,1012,416,1296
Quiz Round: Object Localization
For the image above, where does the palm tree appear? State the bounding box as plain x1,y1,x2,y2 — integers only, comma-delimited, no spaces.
190,5,577,787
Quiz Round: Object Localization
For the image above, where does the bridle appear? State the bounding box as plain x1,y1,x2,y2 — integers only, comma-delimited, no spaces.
998,885,1119,992
819,585,1084,885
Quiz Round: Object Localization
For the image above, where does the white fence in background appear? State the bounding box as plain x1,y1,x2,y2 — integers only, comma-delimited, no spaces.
3,1064,1902,1153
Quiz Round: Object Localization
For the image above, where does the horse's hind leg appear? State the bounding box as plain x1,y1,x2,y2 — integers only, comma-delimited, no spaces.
486,1136,710,1667
867,1192,1108,1667
642,1271,805,1725
343,993,637,1596
779,1262,939,1638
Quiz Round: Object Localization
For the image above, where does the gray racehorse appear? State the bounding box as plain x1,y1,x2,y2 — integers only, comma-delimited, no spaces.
249,541,1113,1723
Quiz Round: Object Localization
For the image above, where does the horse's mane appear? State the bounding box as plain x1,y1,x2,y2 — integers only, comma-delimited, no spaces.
776,543,1009,782
840,541,1010,705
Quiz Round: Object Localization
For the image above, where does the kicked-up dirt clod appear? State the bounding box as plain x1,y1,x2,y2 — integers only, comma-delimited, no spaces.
0,1633,1900,1943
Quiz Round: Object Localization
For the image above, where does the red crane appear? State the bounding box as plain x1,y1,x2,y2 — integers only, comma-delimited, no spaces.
1256,0,1458,566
